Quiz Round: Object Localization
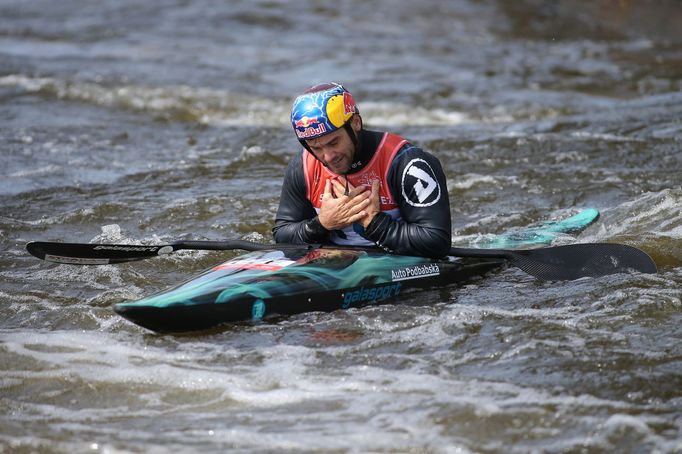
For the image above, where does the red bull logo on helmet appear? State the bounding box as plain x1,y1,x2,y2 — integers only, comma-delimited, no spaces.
295,116,327,139
294,116,318,129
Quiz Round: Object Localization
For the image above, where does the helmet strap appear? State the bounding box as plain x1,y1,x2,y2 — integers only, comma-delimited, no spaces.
343,122,358,150
298,139,313,154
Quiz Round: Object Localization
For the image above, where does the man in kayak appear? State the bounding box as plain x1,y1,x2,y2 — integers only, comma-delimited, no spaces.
273,82,451,258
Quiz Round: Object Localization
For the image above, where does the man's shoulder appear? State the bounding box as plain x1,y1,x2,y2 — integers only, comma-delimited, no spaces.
284,149,308,175
386,139,446,196
282,150,308,187
287,149,305,166
391,140,441,168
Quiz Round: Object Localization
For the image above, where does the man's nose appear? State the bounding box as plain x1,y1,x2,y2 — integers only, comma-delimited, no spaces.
321,148,335,160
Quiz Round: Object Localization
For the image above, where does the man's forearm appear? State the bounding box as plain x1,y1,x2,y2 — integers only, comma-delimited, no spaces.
273,217,329,244
363,212,451,258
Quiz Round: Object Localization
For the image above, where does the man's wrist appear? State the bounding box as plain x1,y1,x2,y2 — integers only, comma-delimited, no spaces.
303,216,329,241
364,212,389,236
358,210,375,229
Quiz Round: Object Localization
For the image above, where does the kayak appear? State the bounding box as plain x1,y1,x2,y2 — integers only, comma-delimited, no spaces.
113,209,600,333
114,248,504,332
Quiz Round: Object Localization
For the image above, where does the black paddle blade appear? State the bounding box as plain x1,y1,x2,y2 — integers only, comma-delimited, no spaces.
508,243,657,280
26,241,173,264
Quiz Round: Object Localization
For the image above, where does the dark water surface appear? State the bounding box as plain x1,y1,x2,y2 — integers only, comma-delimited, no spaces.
1,1,681,452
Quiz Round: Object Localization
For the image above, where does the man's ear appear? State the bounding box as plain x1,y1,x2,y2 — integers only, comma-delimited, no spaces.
350,114,363,133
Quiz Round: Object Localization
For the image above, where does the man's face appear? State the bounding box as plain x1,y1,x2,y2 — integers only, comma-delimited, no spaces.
305,115,361,174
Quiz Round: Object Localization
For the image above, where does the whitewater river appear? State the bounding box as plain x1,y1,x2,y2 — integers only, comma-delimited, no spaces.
1,0,681,452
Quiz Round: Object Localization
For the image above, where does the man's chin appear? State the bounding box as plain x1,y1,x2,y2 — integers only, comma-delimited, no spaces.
327,163,349,174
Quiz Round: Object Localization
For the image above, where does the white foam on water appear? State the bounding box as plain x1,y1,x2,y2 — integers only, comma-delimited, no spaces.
449,173,518,190
570,131,643,142
237,145,266,160
240,231,267,243
99,224,124,240
7,164,63,178
1,330,317,403
4,208,97,227
0,75,479,129
161,198,198,210
451,211,527,244
362,101,469,126
184,147,225,160
579,189,682,243
1,262,127,290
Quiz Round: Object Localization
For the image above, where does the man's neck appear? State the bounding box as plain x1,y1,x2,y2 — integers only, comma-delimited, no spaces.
345,129,382,174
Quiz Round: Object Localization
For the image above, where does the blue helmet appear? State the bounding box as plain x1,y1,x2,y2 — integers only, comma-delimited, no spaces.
291,83,359,141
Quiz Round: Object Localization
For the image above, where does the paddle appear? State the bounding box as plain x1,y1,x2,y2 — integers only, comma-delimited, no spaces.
26,239,656,281
25,240,315,265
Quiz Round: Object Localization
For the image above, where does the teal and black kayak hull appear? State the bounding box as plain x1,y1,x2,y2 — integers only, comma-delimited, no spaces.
114,208,600,333
114,247,503,333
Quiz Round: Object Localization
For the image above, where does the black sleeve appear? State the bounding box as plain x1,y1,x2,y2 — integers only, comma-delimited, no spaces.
272,152,330,244
362,144,452,258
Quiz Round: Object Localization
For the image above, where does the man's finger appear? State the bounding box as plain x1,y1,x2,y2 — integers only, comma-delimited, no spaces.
371,180,380,198
343,197,371,218
347,211,367,224
323,179,333,199
350,185,369,198
330,179,346,197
